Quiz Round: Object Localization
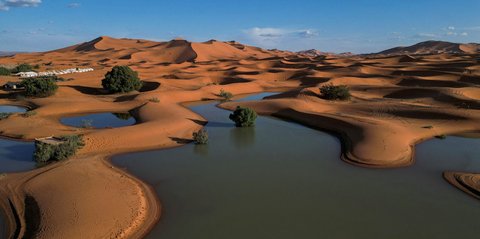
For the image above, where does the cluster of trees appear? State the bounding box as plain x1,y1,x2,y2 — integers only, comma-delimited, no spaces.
0,67,10,76
193,106,258,145
12,63,37,73
0,63,39,75
102,66,143,93
34,135,85,164
21,76,58,97
319,84,351,101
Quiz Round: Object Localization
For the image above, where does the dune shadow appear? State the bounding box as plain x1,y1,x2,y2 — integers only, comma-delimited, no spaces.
69,85,106,95
170,137,193,144
114,94,139,102
188,118,207,126
397,78,469,88
139,81,161,92
220,77,251,85
23,195,41,238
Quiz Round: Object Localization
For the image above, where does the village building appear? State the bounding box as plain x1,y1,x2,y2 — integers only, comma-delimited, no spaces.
3,81,24,90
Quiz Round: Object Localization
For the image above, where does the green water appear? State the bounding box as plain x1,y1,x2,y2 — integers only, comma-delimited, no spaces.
113,93,480,239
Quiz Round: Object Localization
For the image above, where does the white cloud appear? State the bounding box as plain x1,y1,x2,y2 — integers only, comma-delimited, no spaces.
243,27,319,45
447,26,455,30
0,0,41,11
460,32,468,36
414,33,438,39
68,2,80,8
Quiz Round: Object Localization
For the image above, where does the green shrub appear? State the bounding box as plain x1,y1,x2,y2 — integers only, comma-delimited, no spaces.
0,112,12,120
0,67,11,76
112,112,132,120
229,106,257,127
319,84,351,101
148,97,160,103
21,77,58,97
12,63,34,73
102,66,143,93
219,89,233,101
193,129,208,144
34,135,85,163
81,119,93,128
435,134,447,139
22,110,37,118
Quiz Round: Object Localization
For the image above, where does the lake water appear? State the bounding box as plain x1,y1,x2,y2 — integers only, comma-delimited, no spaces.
103,93,480,238
0,104,33,238
60,112,135,128
0,105,35,173
0,138,35,173
0,105,27,114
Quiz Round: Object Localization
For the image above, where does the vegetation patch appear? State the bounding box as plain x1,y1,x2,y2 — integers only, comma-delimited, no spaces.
21,76,58,97
229,106,257,127
12,63,34,73
435,134,447,139
81,119,93,128
102,66,143,93
0,112,12,120
0,66,11,76
193,129,209,144
319,84,351,101
219,89,233,101
113,112,133,120
22,110,37,118
34,135,85,164
149,97,160,103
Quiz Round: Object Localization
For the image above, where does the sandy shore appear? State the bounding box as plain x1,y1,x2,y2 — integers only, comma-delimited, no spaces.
444,172,480,200
0,36,479,238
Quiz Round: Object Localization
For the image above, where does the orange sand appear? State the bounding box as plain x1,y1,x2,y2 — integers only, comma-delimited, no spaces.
0,36,479,238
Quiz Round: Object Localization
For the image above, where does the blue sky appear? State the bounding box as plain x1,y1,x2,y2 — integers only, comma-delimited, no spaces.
0,0,479,53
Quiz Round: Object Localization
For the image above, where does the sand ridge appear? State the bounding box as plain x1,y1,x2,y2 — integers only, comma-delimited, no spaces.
0,36,479,238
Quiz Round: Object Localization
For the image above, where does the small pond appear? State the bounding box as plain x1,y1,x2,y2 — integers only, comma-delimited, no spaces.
110,93,480,239
0,138,35,173
60,112,135,128
0,105,27,114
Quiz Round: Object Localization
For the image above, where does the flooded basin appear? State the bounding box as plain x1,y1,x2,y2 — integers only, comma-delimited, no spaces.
60,112,135,128
113,93,480,239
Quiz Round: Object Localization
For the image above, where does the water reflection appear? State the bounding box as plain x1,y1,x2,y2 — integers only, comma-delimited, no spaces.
230,127,255,148
193,144,209,156
112,93,480,239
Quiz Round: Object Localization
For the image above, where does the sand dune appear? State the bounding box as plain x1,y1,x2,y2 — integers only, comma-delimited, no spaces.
444,172,480,200
0,36,479,238
376,40,480,55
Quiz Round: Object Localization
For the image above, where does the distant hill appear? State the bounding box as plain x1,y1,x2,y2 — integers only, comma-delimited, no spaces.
297,49,354,57
376,40,480,55
36,36,291,64
0,51,22,57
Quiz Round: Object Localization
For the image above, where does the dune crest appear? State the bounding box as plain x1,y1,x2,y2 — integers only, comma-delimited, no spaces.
0,36,480,238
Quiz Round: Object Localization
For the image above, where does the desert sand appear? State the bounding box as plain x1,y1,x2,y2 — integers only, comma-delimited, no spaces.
0,36,479,238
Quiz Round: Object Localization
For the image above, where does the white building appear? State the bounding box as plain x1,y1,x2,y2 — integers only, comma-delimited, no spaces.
15,72,38,78
17,68,94,78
